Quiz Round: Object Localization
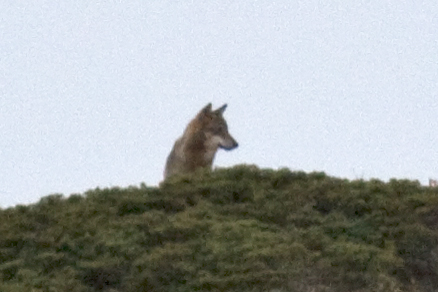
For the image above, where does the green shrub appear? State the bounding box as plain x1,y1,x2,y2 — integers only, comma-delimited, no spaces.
0,165,437,291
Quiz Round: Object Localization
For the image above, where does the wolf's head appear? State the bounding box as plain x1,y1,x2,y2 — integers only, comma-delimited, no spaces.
197,103,239,151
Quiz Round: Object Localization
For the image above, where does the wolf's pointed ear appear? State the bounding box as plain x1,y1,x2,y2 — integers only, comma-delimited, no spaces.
198,103,212,117
215,104,227,115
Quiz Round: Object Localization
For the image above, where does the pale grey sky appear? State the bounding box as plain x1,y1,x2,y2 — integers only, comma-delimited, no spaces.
1,1,437,207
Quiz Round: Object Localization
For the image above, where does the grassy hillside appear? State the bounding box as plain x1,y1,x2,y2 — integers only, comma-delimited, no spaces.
1,165,438,292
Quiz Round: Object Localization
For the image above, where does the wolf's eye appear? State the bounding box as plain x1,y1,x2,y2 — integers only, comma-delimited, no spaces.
217,125,225,132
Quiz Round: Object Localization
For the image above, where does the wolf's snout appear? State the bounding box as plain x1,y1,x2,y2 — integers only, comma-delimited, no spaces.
221,139,238,150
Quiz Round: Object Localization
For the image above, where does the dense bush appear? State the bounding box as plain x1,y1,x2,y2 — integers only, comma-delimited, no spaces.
1,165,438,291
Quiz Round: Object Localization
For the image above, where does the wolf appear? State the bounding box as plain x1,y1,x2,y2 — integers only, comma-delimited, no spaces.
164,103,238,179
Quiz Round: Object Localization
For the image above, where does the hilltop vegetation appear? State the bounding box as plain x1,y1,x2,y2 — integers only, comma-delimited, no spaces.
1,165,438,292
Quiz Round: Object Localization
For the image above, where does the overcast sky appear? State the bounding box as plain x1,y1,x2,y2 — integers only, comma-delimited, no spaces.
1,1,437,208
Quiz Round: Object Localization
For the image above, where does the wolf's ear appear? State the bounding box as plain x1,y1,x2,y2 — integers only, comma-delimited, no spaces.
214,104,227,115
198,103,212,117
200,103,212,114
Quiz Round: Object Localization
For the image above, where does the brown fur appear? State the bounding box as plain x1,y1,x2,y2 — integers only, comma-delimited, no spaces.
164,103,238,179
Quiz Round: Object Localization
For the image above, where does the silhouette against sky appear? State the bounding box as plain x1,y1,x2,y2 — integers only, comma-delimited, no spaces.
1,1,437,207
